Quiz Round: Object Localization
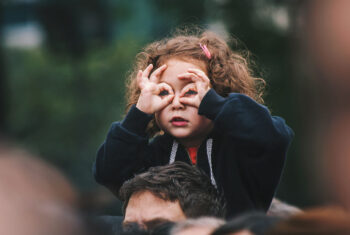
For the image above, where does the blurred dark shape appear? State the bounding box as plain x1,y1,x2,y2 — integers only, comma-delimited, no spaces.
267,198,302,218
91,215,123,235
150,221,175,235
79,187,123,215
120,221,175,235
36,0,110,58
0,142,85,235
266,207,350,235
121,223,149,235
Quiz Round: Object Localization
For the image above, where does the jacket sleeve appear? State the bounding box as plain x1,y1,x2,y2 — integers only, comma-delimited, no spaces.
198,89,294,211
93,105,154,192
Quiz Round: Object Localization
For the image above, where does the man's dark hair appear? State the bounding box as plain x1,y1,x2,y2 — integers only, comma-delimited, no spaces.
119,161,226,218
211,212,281,235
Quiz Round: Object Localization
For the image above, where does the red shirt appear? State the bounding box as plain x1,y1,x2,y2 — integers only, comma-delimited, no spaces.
187,147,198,165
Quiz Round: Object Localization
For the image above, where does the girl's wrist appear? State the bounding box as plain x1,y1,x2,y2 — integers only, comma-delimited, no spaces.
136,102,153,115
136,104,147,114
121,105,153,136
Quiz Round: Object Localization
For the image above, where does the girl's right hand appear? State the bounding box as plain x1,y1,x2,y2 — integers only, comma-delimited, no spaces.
136,64,174,114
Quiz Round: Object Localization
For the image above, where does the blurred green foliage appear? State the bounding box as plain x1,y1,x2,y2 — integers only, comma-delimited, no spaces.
5,36,143,189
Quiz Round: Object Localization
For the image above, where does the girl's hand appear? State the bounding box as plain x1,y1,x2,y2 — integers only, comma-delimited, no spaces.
177,68,211,108
136,64,174,114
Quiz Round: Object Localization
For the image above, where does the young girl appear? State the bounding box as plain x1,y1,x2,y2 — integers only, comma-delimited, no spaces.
93,29,294,218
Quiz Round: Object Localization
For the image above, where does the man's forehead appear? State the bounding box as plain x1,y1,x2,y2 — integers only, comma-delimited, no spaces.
124,191,185,226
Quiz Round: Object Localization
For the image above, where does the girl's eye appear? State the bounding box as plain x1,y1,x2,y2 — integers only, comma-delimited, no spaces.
184,89,197,96
159,90,169,96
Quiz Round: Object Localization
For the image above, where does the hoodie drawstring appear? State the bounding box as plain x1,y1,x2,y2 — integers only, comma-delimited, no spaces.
169,139,217,188
169,141,178,164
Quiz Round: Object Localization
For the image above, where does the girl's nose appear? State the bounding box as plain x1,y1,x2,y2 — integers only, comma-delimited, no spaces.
171,95,184,110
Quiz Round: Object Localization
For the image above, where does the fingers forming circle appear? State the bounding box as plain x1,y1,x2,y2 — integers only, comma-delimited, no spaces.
180,83,197,97
137,70,145,89
150,64,167,83
188,68,210,83
157,82,174,96
177,72,200,83
142,64,153,79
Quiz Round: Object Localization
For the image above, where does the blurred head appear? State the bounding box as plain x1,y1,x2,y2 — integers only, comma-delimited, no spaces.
211,212,281,235
303,0,350,211
119,162,226,230
126,27,265,136
266,207,350,235
267,198,302,218
170,217,225,235
0,143,84,235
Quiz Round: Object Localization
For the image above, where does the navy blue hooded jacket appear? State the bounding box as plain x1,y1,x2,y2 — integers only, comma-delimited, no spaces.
93,89,294,218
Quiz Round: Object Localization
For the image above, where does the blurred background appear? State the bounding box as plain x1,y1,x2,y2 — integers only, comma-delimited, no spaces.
1,0,349,215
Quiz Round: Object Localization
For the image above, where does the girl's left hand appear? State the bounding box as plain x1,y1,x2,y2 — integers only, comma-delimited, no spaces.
177,68,211,108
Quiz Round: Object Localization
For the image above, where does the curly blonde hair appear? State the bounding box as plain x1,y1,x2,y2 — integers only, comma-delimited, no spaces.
125,27,265,136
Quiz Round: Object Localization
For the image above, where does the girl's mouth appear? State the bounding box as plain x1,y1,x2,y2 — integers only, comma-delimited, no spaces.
171,117,188,127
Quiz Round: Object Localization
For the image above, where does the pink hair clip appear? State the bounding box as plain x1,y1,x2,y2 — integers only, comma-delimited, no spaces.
200,43,211,59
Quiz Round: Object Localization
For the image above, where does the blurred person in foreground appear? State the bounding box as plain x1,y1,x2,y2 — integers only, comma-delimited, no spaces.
267,198,302,218
266,207,350,235
302,0,350,210
0,142,86,235
119,161,226,231
170,217,225,235
211,212,281,235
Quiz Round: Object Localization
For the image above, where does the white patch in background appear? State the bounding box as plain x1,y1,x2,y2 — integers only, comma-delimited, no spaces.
3,22,44,49
255,5,290,32
208,21,230,41
271,7,290,31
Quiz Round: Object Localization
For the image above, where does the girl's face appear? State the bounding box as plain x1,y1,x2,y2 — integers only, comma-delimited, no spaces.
155,58,213,147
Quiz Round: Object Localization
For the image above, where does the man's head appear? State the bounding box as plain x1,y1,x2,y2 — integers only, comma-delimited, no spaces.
119,161,226,230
